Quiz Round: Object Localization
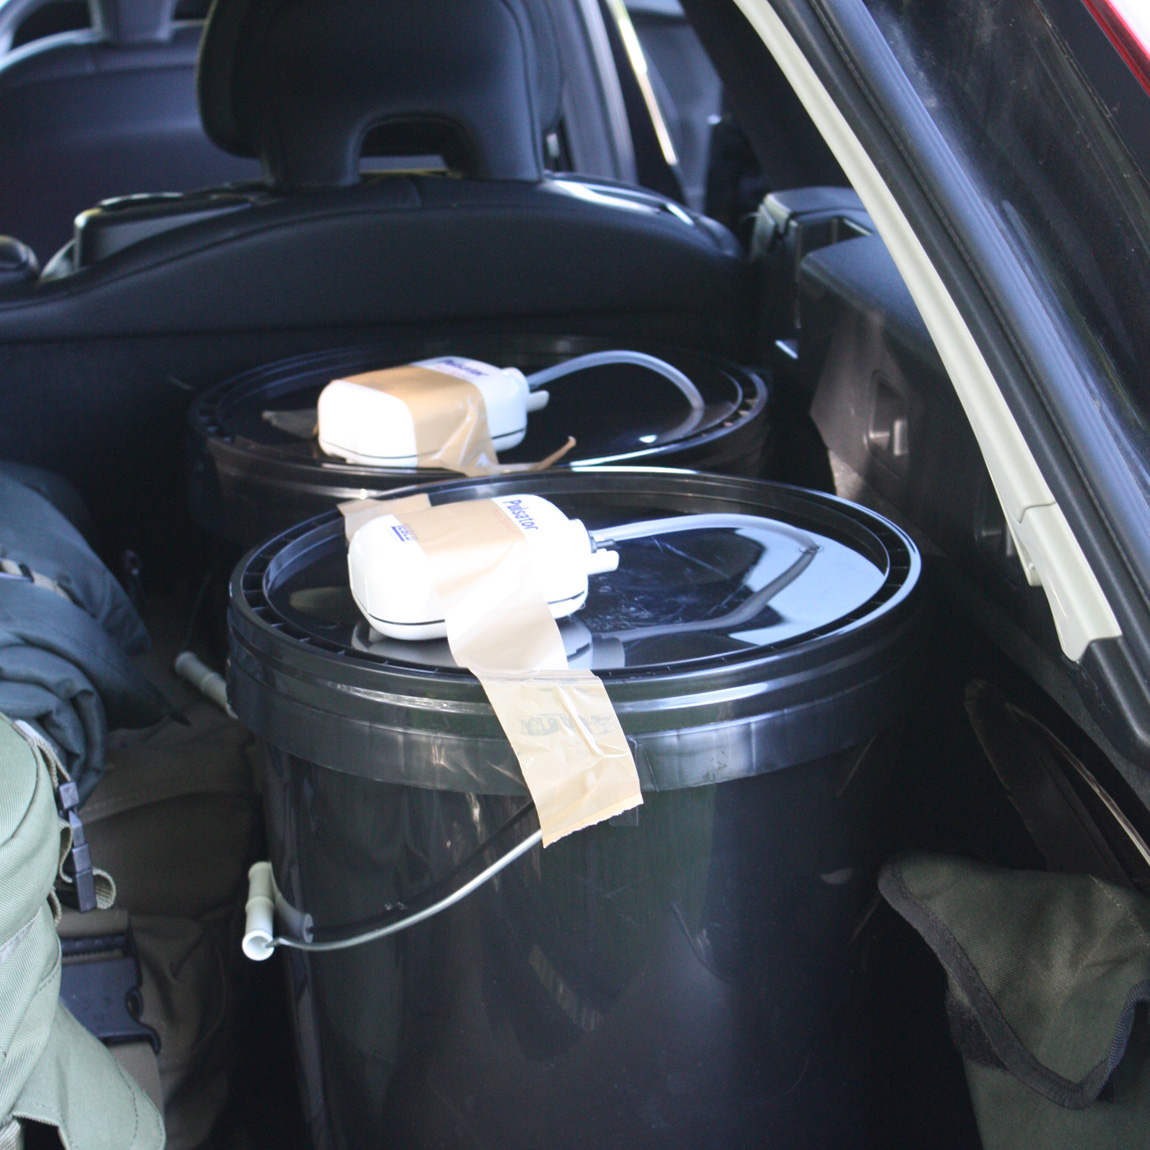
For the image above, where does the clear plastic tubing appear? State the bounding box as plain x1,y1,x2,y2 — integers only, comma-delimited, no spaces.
271,828,544,954
527,351,706,442
601,547,819,643
591,513,820,553
592,514,823,642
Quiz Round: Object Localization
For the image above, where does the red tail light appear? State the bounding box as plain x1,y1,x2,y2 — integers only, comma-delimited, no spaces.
1081,0,1150,99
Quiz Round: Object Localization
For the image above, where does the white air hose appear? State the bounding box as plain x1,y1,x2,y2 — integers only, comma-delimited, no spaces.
590,513,819,551
174,651,237,719
527,351,707,443
243,828,542,959
590,514,823,643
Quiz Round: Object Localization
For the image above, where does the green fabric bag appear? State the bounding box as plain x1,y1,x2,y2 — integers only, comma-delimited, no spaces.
0,712,164,1149
881,852,1150,1150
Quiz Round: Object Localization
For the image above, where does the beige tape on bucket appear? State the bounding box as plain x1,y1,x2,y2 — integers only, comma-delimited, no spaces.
339,492,431,541
345,366,498,475
343,366,575,477
392,499,642,845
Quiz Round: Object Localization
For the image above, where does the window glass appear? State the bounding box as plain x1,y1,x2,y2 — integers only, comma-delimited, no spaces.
865,0,1150,480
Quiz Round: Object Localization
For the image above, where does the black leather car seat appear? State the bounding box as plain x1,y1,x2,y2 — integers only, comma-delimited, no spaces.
0,0,750,577
196,0,565,188
1,0,748,346
0,0,259,263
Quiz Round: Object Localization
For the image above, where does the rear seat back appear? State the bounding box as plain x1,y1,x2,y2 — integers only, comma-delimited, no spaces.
0,0,749,577
0,0,260,265
0,0,748,345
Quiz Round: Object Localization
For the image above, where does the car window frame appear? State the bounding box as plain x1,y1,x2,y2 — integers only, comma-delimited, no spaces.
718,0,1150,791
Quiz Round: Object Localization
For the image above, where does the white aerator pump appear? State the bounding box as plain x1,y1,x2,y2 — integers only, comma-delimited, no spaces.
348,494,620,640
347,494,827,645
318,357,550,465
317,351,707,466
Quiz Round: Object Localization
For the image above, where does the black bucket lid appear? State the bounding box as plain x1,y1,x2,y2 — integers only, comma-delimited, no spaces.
190,336,767,544
229,470,922,793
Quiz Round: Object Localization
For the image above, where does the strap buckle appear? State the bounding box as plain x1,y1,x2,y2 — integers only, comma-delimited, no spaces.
56,780,97,913
59,925,160,1052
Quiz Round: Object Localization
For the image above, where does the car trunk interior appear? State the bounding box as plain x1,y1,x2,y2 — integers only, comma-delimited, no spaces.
2,0,1147,1146
131,193,1135,1148
155,211,1131,1146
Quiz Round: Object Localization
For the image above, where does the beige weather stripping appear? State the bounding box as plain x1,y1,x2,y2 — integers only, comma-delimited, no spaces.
603,0,680,167
735,0,1121,661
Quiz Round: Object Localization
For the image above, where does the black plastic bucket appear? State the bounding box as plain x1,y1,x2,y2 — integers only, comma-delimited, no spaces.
229,470,921,1149
189,335,767,546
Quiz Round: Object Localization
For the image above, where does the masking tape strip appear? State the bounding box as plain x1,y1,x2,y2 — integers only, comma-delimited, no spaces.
488,436,577,474
341,365,576,476
347,366,500,475
395,499,642,845
479,670,642,843
339,492,431,541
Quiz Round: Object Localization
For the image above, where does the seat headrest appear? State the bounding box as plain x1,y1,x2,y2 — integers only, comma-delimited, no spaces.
197,0,564,190
95,0,176,43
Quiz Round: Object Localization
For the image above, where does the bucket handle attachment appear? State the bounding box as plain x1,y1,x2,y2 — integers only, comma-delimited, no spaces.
242,819,542,960
243,861,314,960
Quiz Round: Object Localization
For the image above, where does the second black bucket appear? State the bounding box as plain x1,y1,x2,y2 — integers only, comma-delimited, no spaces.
188,335,767,547
230,469,922,1149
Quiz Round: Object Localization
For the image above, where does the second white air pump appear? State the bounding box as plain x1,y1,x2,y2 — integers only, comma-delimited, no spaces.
318,357,550,466
317,351,708,468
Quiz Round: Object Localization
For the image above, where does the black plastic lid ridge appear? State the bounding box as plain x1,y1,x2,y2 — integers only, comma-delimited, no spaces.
228,470,922,791
190,336,769,545
193,337,765,468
